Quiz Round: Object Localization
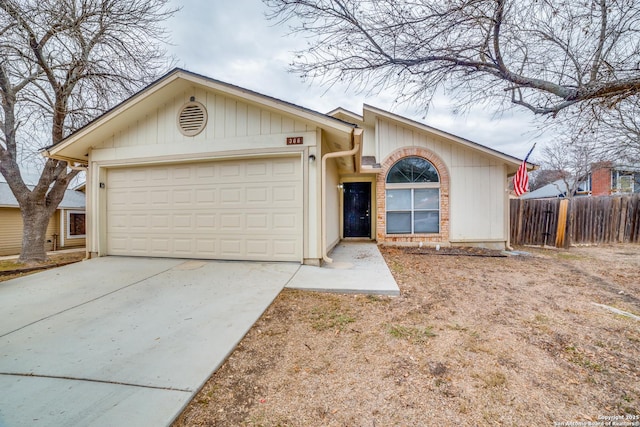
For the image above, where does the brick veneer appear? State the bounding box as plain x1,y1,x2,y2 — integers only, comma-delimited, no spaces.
376,147,450,244
591,161,612,196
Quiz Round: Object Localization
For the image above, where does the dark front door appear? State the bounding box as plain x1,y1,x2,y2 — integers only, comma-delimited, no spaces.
343,182,371,238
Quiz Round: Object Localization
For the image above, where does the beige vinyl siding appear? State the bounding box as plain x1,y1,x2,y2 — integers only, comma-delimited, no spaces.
99,90,315,150
377,118,507,243
0,208,23,256
449,163,506,241
0,208,61,256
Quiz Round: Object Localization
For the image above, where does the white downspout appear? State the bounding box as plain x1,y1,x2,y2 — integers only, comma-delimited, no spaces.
321,128,363,264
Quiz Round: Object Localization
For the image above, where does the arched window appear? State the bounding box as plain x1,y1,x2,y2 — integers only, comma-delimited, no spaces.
386,157,440,234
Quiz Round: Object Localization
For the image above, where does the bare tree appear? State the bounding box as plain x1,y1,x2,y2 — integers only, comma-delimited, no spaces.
265,0,640,116
539,138,606,248
0,0,175,262
541,139,601,199
542,93,640,168
588,97,640,163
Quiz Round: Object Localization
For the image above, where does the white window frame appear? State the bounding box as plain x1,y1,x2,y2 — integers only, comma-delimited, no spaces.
386,183,441,234
385,182,442,236
66,210,86,239
385,157,442,235
617,173,634,193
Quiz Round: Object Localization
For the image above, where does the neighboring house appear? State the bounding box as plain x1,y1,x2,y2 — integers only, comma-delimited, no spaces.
0,182,86,256
521,162,640,200
44,68,528,265
592,162,640,196
520,178,590,200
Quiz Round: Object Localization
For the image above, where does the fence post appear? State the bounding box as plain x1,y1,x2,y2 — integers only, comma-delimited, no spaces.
555,199,569,248
517,199,524,245
618,197,628,243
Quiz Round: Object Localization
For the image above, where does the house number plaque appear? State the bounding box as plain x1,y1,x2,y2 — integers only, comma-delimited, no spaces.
286,136,303,145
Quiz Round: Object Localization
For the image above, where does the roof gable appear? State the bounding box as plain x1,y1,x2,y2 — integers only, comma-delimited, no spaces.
45,68,356,163
362,104,534,171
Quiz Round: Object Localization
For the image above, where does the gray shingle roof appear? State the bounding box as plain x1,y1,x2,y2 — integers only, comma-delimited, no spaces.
520,179,588,200
0,182,85,209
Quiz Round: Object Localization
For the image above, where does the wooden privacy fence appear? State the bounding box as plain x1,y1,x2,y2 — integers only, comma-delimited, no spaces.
510,194,640,247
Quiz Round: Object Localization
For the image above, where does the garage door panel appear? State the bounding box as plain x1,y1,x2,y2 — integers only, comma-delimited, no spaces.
273,160,297,176
195,164,216,178
195,214,216,229
195,239,217,255
194,191,216,206
273,185,298,204
246,240,268,255
130,169,148,183
106,157,302,262
173,214,193,229
150,238,171,254
246,213,268,230
246,162,267,176
220,188,242,204
171,166,192,180
246,187,269,203
172,239,193,254
273,240,298,257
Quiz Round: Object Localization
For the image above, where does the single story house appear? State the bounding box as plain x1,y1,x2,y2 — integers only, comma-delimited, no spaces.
592,162,640,195
524,163,640,200
0,182,86,256
44,69,529,265
520,178,590,200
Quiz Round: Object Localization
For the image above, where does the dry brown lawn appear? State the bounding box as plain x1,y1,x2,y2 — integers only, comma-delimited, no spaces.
174,244,640,427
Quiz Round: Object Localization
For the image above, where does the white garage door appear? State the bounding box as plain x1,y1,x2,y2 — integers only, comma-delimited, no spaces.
106,157,303,262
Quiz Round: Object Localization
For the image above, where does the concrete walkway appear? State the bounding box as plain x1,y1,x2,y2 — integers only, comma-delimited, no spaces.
0,242,398,426
287,241,400,296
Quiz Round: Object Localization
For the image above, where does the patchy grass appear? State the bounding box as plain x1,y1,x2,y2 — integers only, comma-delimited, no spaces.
387,324,435,343
564,345,605,372
307,297,356,331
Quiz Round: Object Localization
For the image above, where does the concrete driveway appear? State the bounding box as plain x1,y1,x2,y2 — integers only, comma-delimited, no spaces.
0,257,298,427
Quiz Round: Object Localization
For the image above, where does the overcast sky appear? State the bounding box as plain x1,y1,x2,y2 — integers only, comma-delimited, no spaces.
166,0,552,161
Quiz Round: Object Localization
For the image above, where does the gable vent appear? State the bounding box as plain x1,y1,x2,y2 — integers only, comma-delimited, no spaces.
177,101,207,136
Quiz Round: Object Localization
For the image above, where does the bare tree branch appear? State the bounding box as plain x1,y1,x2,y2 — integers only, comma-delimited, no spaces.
265,0,640,115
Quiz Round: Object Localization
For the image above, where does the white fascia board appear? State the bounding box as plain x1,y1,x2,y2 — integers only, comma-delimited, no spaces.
327,107,364,123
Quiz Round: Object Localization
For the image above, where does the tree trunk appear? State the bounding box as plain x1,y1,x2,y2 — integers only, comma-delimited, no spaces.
19,204,55,263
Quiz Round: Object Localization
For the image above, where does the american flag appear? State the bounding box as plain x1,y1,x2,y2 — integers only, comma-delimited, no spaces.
513,144,536,197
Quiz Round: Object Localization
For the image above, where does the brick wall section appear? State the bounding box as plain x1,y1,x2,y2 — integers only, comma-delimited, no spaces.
376,147,450,244
591,161,612,196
